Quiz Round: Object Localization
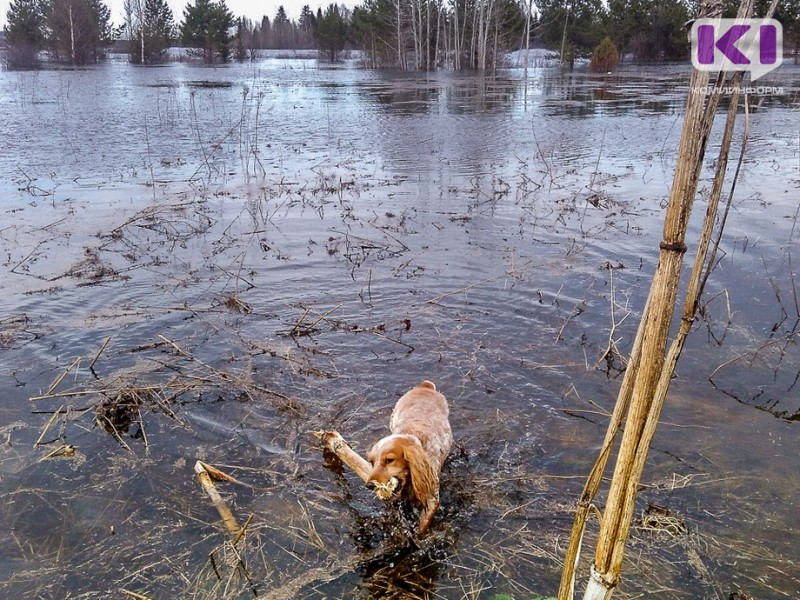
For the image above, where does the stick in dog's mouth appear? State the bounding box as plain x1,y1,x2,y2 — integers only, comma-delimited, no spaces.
372,476,401,500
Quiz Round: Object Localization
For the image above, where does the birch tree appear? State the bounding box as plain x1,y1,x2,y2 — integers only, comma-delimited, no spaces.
125,0,174,64
46,0,111,64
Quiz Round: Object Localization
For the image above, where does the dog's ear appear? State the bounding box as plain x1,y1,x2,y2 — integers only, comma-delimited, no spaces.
402,440,438,508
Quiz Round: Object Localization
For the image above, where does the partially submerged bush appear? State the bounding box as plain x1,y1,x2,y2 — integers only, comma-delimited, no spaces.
590,37,620,73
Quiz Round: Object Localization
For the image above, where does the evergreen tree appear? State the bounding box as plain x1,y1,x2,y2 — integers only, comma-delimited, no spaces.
180,0,233,63
234,16,247,60
535,0,606,57
86,0,112,47
590,36,620,71
273,5,290,48
126,0,174,64
315,3,347,61
3,0,45,68
349,0,395,68
298,4,316,47
45,0,113,64
608,0,688,60
259,15,270,47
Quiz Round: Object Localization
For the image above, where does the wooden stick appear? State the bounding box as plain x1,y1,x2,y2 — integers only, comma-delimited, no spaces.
194,460,240,535
311,430,371,482
564,2,767,598
606,68,752,580
311,430,399,501
34,405,64,447
44,356,82,397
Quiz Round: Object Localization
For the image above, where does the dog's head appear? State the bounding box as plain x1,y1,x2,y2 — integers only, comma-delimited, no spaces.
367,435,437,506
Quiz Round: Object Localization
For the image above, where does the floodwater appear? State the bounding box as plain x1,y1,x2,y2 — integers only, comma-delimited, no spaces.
0,55,798,599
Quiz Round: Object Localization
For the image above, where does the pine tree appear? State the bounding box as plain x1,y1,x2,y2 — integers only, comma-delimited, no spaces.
126,0,174,64
4,0,45,68
258,15,270,48
273,5,290,48
180,0,233,63
349,0,394,68
234,16,247,60
45,0,112,65
86,0,112,47
298,4,316,48
315,3,347,61
589,36,620,72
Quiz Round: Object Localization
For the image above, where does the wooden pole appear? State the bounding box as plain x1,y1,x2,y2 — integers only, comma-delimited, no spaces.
557,294,649,599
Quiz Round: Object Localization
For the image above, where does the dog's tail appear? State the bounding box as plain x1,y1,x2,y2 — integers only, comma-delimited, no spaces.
419,380,437,391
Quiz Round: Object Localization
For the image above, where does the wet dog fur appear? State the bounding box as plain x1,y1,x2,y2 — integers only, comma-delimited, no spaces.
366,381,452,536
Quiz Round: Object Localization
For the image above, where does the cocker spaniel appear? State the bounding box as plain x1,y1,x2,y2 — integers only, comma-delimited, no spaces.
366,381,452,536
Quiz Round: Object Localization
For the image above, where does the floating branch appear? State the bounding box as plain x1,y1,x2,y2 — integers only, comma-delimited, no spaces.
194,460,242,535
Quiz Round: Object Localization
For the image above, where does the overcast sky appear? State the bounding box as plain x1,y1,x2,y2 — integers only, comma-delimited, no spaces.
1,0,359,31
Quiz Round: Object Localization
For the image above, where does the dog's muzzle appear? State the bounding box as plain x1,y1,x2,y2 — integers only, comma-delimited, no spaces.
370,476,401,500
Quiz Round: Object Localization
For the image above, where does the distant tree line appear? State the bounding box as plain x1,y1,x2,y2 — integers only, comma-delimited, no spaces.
4,0,799,70
330,0,800,68
346,0,526,69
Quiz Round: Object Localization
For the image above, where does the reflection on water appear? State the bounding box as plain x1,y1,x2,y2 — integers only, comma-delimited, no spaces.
0,57,798,598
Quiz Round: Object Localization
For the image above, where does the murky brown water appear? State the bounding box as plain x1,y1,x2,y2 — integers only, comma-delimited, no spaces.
1,57,798,599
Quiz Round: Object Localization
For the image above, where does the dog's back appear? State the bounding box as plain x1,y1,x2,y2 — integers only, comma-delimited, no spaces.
390,380,452,472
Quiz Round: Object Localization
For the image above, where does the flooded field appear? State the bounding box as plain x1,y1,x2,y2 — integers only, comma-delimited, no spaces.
0,57,798,599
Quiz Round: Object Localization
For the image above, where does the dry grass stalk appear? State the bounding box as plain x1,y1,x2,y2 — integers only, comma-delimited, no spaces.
636,505,687,537
44,356,82,397
28,333,302,464
594,268,631,372
88,336,112,371
157,335,295,409
222,293,252,314
120,589,154,600
559,1,769,597
39,443,77,460
0,314,31,348
33,405,64,447
425,264,530,305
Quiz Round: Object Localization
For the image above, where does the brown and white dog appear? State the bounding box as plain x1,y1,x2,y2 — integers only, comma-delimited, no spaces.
366,381,452,536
